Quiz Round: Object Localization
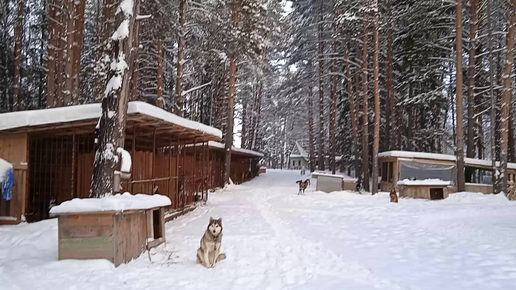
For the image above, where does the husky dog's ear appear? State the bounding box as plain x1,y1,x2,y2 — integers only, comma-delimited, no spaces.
210,217,214,223
296,180,301,184
218,218,222,224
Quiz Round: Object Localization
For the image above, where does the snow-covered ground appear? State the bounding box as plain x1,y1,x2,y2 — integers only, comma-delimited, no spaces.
2,169,516,290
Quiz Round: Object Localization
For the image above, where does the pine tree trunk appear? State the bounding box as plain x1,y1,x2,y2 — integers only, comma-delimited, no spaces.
466,0,477,162
95,0,115,102
64,0,75,106
47,0,57,107
307,60,316,172
56,4,65,107
317,3,325,171
362,19,370,191
345,47,360,179
386,0,395,150
456,0,466,192
175,0,186,116
224,0,239,185
241,101,247,148
330,38,337,174
157,40,164,108
499,0,516,196
372,11,380,195
130,16,141,101
72,0,87,104
13,0,25,111
91,0,140,197
251,82,262,151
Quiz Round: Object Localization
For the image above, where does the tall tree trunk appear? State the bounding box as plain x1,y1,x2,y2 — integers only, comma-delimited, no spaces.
499,0,516,196
362,18,370,191
95,0,115,102
13,0,25,111
466,0,477,161
91,0,140,197
175,0,186,116
47,0,57,107
456,0,466,192
372,11,380,195
307,61,316,172
251,82,262,151
345,47,360,179
56,3,65,107
157,40,164,108
241,101,247,148
64,0,75,106
330,38,337,174
130,17,141,101
224,0,239,185
386,0,395,150
317,3,325,171
72,0,87,104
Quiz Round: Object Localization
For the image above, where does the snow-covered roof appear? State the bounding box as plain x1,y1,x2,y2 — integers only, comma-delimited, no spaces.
0,101,222,139
187,141,264,157
397,179,451,186
379,150,516,170
49,192,171,214
290,141,308,158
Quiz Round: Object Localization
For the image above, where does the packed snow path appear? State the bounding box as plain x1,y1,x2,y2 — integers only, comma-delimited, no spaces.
2,170,516,290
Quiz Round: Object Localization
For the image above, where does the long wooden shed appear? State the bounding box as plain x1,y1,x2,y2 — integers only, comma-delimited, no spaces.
0,102,263,224
378,150,516,198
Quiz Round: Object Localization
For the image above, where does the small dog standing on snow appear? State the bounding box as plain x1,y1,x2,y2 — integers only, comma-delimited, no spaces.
296,179,310,195
197,217,226,268
390,188,398,203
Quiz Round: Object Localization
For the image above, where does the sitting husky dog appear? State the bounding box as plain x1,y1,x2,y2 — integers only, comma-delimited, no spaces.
197,217,226,268
296,179,310,195
390,188,398,203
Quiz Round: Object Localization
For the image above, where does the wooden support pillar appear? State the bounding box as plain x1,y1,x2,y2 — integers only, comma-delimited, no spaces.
71,133,76,198
181,140,185,207
152,129,156,194
131,126,136,194
175,135,180,208
193,138,197,204
168,133,172,201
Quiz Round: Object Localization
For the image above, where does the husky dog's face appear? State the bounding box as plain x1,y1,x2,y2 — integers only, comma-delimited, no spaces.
208,217,223,236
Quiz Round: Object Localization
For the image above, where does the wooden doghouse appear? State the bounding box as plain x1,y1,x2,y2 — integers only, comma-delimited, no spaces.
397,180,451,200
312,172,344,193
55,206,166,267
0,102,222,224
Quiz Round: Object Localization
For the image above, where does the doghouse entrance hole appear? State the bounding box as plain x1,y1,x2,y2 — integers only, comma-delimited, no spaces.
430,188,444,200
153,209,162,239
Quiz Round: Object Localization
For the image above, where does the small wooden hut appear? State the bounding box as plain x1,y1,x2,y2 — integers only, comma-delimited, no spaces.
0,102,261,224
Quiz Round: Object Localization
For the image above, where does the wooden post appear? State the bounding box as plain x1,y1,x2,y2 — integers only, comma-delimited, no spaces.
152,129,156,194
71,133,76,198
168,133,172,201
182,140,185,207
131,126,136,193
193,138,197,204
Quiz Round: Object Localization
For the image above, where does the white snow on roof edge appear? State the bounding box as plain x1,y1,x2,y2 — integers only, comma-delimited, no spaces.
186,141,264,157
0,101,222,139
49,192,171,214
397,179,451,186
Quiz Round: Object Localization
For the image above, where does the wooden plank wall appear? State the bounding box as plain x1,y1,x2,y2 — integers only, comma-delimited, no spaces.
115,211,147,266
0,167,27,224
58,214,115,261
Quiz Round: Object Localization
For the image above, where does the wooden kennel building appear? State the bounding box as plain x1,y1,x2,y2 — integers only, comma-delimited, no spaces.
378,150,516,198
0,102,262,224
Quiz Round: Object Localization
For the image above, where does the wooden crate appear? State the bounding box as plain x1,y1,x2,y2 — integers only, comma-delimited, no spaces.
398,184,450,200
57,207,165,267
259,167,266,174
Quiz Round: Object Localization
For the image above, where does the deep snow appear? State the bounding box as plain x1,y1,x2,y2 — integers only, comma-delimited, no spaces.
2,169,516,290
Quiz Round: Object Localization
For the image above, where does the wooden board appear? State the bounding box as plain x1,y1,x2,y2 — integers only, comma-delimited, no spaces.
0,133,28,165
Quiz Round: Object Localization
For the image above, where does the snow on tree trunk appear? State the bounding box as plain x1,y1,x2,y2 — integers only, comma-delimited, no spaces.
345,47,360,179
372,9,380,195
455,0,465,192
175,0,186,116
499,0,516,196
13,0,24,111
362,18,370,192
317,3,325,171
91,0,139,198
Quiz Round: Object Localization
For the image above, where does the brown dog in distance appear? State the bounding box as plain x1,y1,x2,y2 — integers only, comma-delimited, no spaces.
296,179,310,195
390,188,398,203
